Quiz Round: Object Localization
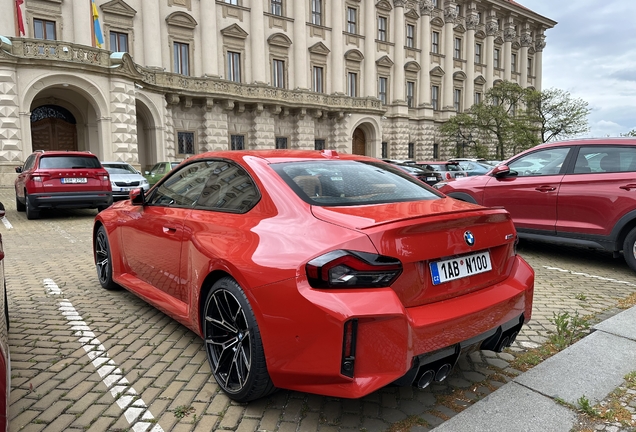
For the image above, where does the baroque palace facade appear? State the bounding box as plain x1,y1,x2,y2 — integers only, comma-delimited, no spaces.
0,0,555,185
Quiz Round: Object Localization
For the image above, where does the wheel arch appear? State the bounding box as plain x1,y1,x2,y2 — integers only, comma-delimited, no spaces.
197,270,234,333
612,210,636,252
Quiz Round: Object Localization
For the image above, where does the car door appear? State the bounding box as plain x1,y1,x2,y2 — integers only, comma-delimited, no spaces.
481,146,572,233
120,161,213,302
15,154,37,199
556,145,636,236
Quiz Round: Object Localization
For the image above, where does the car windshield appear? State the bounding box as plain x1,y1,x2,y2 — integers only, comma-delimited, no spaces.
430,163,462,172
272,160,441,206
103,163,137,175
149,164,165,175
39,156,101,169
398,165,430,175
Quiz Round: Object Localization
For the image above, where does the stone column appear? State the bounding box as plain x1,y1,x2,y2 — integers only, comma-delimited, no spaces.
201,2,219,77
0,68,22,167
250,0,266,84
520,28,532,88
534,34,546,91
164,95,177,158
442,3,457,110
293,1,308,89
142,1,162,68
331,2,345,94
293,110,315,149
418,1,434,109
73,0,92,47
465,8,478,109
250,105,275,149
503,20,515,82
485,15,498,90
392,0,407,103
110,80,137,162
363,1,376,97
159,1,171,72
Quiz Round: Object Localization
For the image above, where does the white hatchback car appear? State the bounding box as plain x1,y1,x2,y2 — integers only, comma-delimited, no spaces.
101,162,150,199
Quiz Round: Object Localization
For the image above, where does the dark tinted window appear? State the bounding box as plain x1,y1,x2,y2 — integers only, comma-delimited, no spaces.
39,156,101,169
272,160,441,206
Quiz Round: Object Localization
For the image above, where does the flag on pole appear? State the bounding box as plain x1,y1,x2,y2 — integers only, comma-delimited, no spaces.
91,0,105,48
15,0,25,36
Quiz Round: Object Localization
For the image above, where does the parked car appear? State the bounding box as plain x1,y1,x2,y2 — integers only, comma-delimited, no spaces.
144,161,181,186
450,159,496,176
416,161,467,181
437,138,636,271
93,149,533,402
390,163,443,186
15,151,113,219
102,162,150,200
0,203,9,432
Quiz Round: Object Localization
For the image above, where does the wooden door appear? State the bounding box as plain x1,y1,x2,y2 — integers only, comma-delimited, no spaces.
352,128,366,155
31,118,77,152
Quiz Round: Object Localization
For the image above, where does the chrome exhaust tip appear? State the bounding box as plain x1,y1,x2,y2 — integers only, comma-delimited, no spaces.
417,370,435,389
435,364,452,382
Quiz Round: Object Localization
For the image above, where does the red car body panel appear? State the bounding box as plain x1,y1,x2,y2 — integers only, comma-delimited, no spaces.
95,150,534,398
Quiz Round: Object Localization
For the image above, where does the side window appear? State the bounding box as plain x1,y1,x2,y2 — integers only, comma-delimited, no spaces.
194,160,258,212
148,161,216,207
509,147,570,177
578,146,636,174
24,154,36,170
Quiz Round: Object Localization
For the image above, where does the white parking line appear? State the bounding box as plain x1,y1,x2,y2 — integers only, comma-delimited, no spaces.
543,266,636,287
44,279,164,432
1,217,12,230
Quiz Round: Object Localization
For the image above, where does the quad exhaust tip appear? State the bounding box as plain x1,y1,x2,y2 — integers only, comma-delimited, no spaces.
416,363,453,389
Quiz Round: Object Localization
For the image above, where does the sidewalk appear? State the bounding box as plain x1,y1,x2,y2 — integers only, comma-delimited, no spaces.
431,305,636,432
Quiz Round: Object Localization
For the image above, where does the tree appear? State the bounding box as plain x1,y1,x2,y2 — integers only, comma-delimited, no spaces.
621,129,636,137
526,88,590,142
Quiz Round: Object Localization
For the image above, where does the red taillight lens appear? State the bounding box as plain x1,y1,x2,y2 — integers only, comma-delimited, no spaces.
306,250,402,288
445,172,451,180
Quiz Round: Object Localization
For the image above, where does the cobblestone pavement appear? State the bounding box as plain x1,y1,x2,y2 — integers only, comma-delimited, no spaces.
3,187,636,432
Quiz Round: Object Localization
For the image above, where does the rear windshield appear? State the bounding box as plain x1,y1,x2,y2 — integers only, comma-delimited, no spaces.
272,160,442,206
39,156,101,169
429,163,462,172
103,163,137,174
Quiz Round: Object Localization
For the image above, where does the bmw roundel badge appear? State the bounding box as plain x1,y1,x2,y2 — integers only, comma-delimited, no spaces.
464,231,475,246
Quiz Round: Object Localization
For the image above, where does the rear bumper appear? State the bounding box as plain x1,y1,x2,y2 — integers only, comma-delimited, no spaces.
29,192,113,210
254,255,534,398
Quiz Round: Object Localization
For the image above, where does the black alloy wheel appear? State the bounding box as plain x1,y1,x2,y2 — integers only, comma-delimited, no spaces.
203,277,274,402
94,226,119,290
623,227,636,273
25,192,39,220
15,190,25,212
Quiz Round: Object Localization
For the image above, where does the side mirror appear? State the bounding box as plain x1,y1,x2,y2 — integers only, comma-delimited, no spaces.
15,167,22,173
491,165,511,178
130,188,145,206
144,171,150,175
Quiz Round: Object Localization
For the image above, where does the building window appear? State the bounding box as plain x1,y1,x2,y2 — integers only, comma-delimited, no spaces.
432,31,440,54
454,37,462,59
432,0,439,7
455,4,461,16
475,43,482,64
407,81,415,108
271,0,282,16
431,85,439,110
528,57,533,76
272,59,285,88
225,0,238,4
494,48,500,68
378,16,388,41
511,53,517,73
347,72,357,97
433,143,439,159
109,31,128,53
231,135,245,150
227,51,241,82
408,143,415,159
312,66,324,93
378,77,388,104
347,7,357,34
381,142,388,159
315,139,325,150
275,137,288,149
406,24,415,48
475,92,482,105
177,131,195,155
34,19,56,40
173,42,189,75
454,89,462,112
311,0,322,26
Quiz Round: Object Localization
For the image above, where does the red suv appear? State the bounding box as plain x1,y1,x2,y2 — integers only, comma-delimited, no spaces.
15,151,113,219
437,138,636,271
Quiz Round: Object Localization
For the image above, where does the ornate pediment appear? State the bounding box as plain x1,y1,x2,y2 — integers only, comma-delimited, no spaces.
220,24,248,39
308,42,330,55
431,17,445,27
430,66,445,77
405,9,420,20
404,61,421,72
376,55,394,67
474,75,487,85
512,41,521,50
110,52,144,79
268,33,292,48
344,49,364,62
494,36,504,44
475,30,486,39
453,71,467,81
101,0,137,18
166,11,197,29
376,0,393,12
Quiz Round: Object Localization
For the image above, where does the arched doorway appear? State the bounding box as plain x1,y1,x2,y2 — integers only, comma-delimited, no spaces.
352,127,366,155
30,105,78,152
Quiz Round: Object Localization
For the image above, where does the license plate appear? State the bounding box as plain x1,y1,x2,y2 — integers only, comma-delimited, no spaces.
430,251,492,285
426,177,438,182
61,178,87,184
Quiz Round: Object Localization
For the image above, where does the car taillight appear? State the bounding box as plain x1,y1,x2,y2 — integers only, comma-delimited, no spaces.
32,176,43,183
306,250,402,288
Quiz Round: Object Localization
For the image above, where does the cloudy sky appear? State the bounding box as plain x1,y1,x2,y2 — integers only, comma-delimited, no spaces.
519,0,636,137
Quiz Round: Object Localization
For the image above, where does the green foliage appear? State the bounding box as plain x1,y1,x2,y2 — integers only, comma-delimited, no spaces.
621,129,636,137
548,311,589,350
526,87,591,142
577,395,598,416
172,405,195,419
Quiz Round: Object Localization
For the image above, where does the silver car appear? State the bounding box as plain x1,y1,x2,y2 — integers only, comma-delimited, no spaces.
102,162,150,199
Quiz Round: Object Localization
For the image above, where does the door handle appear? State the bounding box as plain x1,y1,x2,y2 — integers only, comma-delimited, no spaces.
162,226,177,234
619,184,636,191
535,186,556,192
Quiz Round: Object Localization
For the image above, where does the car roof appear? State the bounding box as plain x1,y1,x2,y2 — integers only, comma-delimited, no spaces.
185,149,381,164
35,151,97,157
534,137,636,148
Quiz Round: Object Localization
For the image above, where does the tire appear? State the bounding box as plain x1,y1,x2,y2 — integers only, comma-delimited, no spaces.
15,191,25,212
4,280,8,332
25,192,39,220
623,227,636,272
203,277,275,402
94,226,120,290
97,205,109,213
